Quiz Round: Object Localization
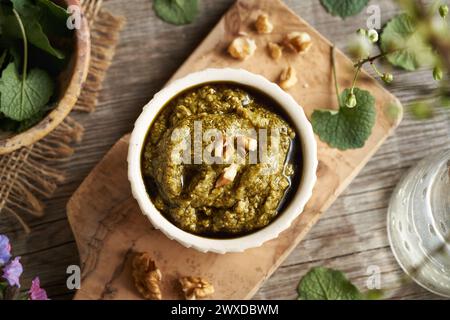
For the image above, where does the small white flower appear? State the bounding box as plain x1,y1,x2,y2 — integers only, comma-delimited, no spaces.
382,73,394,84
367,29,379,43
439,5,448,18
346,93,357,109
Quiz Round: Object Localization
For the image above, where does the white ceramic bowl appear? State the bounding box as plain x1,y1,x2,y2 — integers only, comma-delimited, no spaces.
128,68,317,254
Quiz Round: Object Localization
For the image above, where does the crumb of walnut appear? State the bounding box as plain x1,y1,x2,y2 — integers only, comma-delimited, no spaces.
267,42,282,60
131,252,162,300
215,163,239,188
255,13,273,34
278,66,298,90
179,276,215,300
228,37,257,60
283,32,312,54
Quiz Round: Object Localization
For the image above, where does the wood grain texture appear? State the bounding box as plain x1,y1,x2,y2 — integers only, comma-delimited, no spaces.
67,0,405,300
0,0,448,300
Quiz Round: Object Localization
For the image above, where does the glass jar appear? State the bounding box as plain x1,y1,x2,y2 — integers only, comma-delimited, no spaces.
388,149,450,297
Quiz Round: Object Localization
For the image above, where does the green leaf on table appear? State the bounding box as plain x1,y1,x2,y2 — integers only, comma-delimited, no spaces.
154,0,199,25
320,0,369,19
312,88,376,150
410,101,434,119
380,14,435,71
297,267,363,300
363,289,384,300
0,63,54,121
1,0,66,59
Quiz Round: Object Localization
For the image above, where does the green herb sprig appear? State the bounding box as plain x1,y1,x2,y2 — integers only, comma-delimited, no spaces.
311,47,376,150
313,0,450,150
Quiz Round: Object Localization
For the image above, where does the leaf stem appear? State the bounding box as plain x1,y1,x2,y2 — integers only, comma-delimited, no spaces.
331,46,341,105
12,8,28,81
350,66,361,94
370,62,384,77
353,51,389,69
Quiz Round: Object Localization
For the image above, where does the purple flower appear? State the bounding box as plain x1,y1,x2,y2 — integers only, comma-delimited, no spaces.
2,257,23,287
29,277,48,300
0,235,11,266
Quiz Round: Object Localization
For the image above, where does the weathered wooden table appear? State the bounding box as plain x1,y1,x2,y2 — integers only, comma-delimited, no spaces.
1,0,448,300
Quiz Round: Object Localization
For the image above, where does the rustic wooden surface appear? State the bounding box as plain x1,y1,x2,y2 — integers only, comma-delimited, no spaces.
0,0,448,300
67,0,404,300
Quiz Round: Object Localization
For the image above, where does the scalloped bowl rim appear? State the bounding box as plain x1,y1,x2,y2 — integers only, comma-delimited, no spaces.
128,68,318,254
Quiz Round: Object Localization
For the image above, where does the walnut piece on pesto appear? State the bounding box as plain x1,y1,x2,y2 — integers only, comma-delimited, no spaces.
142,83,301,237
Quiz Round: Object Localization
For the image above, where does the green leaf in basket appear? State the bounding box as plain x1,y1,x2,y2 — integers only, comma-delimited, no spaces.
0,62,54,121
153,0,199,25
0,105,51,133
380,14,435,71
297,267,363,300
320,0,369,19
35,0,72,37
1,0,66,59
312,88,376,150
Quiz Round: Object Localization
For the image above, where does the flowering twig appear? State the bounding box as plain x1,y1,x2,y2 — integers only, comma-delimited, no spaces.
353,51,390,69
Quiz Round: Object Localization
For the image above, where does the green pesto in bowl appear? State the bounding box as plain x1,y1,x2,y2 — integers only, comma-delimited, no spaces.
142,82,302,238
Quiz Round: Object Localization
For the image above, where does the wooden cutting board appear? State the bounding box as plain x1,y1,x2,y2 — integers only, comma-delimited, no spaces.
67,0,402,300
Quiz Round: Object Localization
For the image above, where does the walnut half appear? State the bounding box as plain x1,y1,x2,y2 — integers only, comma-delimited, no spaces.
132,252,162,300
228,37,257,60
278,66,298,90
179,276,215,300
283,32,312,54
267,42,283,61
215,163,239,188
255,13,273,34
